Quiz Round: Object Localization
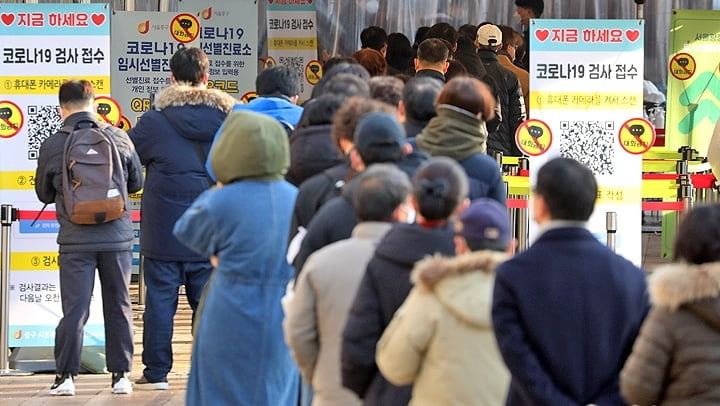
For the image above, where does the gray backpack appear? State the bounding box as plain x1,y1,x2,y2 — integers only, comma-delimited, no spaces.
61,120,128,224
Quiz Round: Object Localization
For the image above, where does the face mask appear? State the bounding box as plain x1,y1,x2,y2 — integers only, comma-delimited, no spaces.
512,12,522,26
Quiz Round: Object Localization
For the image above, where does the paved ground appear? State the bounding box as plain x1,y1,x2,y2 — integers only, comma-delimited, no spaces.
0,231,671,405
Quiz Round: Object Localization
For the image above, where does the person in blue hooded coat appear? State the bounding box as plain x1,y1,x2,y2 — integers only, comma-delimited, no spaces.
174,110,299,406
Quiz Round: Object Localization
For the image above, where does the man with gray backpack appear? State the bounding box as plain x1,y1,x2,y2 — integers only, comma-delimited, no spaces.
35,79,143,396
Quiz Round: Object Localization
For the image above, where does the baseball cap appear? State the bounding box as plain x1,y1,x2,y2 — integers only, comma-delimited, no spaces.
457,198,511,251
353,111,407,164
476,24,502,46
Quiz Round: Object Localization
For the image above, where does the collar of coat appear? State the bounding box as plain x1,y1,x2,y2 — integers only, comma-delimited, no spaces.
649,261,720,310
411,250,508,291
154,84,237,113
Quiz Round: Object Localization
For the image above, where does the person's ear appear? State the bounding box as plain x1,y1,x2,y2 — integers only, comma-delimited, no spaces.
454,235,470,255
201,73,209,85
442,61,450,74
402,142,413,156
170,74,176,84
414,58,420,71
349,148,365,171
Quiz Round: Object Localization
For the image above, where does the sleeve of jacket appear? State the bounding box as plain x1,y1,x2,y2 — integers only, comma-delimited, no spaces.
489,166,507,205
123,139,144,194
341,264,383,398
508,75,527,133
282,258,320,384
34,135,59,204
492,267,578,406
127,112,159,166
172,189,218,258
620,308,672,406
376,288,436,386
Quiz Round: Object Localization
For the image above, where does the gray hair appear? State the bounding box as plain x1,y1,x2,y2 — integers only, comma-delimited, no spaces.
352,164,411,222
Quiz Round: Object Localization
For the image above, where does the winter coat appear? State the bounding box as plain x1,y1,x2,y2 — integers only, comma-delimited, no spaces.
478,49,526,157
493,226,649,406
498,52,530,117
291,161,352,239
416,106,506,204
342,222,456,406
377,251,511,406
287,123,342,186
284,222,392,406
35,111,143,252
128,84,236,261
621,262,720,406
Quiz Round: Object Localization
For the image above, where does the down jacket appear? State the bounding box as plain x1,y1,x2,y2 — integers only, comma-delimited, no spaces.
621,262,720,406
377,251,510,406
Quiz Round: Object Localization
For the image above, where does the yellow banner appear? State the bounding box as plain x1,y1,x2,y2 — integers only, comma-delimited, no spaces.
596,185,642,205
530,91,642,110
11,252,59,271
0,171,36,190
268,37,317,50
0,76,110,95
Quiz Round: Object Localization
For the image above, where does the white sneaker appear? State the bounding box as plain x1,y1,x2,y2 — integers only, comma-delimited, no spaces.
49,374,75,396
111,372,133,394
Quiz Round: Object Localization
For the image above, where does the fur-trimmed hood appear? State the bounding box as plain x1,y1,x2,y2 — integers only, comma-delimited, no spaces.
649,262,720,331
154,84,237,113
410,250,508,328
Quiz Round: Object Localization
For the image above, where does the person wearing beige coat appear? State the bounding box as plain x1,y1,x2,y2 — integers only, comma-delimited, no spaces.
621,204,720,406
376,198,512,406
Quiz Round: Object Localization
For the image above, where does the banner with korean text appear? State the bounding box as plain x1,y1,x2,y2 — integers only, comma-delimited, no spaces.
0,3,109,347
267,0,319,102
527,19,645,265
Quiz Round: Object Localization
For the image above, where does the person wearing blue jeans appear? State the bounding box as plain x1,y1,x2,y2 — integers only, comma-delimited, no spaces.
128,47,236,389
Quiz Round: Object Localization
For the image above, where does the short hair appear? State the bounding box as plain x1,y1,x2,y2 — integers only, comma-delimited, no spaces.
312,62,370,98
412,156,469,220
457,24,478,42
402,76,443,122
534,158,597,221
316,73,370,99
59,79,94,110
256,65,300,97
445,60,468,81
425,22,459,48
416,38,449,65
386,32,414,73
497,25,518,48
436,76,495,120
169,47,209,86
360,26,388,52
331,96,396,154
352,164,411,222
298,94,346,126
413,26,430,48
351,48,388,77
369,76,404,106
673,204,720,264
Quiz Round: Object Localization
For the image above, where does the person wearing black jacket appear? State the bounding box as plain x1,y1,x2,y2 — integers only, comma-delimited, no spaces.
477,24,526,157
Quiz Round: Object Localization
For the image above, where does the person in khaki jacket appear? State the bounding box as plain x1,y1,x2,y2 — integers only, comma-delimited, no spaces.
376,198,513,406
283,164,412,406
621,204,720,406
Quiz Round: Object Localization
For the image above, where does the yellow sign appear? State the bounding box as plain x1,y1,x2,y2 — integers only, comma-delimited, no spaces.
618,117,655,155
263,57,276,70
0,76,109,95
95,96,122,126
240,91,258,104
11,252,59,271
669,52,696,81
0,171,36,190
117,115,132,131
515,119,552,156
0,100,23,138
305,60,323,85
170,13,200,44
530,91,642,110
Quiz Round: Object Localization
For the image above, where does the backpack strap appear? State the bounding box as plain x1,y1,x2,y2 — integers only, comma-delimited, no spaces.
159,109,214,187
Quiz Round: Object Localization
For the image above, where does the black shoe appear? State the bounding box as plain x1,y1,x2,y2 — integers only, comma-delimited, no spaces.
50,373,75,396
135,374,169,390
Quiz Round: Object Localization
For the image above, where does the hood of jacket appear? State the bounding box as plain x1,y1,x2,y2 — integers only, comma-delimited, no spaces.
416,105,487,161
411,250,507,327
154,84,237,142
649,261,720,331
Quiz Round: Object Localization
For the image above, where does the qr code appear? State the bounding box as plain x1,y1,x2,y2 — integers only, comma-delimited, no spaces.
559,120,615,175
279,56,305,94
27,105,62,160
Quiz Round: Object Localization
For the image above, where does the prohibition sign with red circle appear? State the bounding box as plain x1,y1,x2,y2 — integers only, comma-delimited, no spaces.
170,13,200,44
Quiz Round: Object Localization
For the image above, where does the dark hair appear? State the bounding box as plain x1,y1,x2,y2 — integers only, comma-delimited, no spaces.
426,22,459,48
169,47,209,86
386,33,414,73
256,65,300,97
412,157,468,220
59,79,95,109
436,76,495,120
351,48,388,77
417,38,449,64
497,25,516,48
413,26,431,48
317,73,370,99
298,94,346,126
360,26,388,52
457,24,478,42
534,158,597,221
312,62,370,98
322,56,360,74
445,60,468,81
369,76,404,106
674,205,720,264
352,164,411,222
402,76,443,122
331,97,396,153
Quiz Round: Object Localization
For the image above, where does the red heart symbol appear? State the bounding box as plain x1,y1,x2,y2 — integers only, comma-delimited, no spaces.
91,13,105,26
625,29,640,42
535,29,549,42
1,13,14,26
